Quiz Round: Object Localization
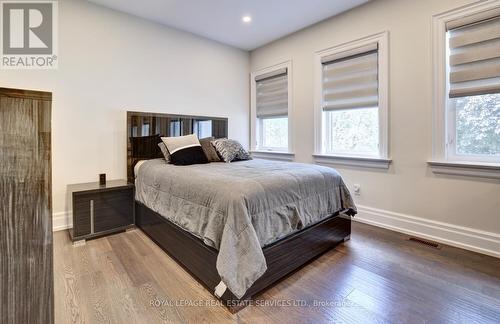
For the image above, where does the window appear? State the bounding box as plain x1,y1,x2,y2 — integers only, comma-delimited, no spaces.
430,2,500,179
323,107,379,155
169,120,181,136
141,123,150,136
260,116,288,149
251,61,292,153
314,32,389,165
449,94,500,159
321,47,379,156
445,13,500,163
193,119,212,138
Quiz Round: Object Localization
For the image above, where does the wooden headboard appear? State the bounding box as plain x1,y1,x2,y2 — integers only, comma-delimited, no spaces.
127,111,228,183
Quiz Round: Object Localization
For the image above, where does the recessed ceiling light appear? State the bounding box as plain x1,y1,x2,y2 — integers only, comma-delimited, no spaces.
242,16,252,23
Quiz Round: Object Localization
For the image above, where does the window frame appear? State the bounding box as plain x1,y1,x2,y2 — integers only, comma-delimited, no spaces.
431,0,500,165
313,31,390,162
250,60,293,153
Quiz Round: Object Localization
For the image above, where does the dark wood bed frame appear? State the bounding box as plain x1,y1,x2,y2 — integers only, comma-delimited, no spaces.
127,111,352,312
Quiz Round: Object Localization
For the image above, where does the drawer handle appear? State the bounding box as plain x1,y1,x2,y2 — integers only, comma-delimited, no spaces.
90,199,94,234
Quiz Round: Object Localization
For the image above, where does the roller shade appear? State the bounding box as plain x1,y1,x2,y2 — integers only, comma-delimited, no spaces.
448,15,500,98
322,45,378,111
256,69,288,118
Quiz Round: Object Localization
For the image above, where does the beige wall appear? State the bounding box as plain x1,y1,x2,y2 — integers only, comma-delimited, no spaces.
250,0,500,237
0,0,250,218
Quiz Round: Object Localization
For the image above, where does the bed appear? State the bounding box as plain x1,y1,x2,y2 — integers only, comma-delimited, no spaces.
127,111,356,311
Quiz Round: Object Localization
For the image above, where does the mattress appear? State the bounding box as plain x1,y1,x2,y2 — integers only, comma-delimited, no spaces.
135,158,356,299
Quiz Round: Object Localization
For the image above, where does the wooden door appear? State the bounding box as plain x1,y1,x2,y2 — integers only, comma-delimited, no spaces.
0,87,53,324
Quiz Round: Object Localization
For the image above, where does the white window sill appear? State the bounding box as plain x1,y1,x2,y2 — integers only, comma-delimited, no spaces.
313,154,392,169
428,161,500,180
250,150,295,161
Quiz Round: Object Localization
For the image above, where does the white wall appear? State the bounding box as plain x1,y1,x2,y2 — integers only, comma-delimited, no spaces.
2,0,497,256
250,0,500,256
0,0,250,224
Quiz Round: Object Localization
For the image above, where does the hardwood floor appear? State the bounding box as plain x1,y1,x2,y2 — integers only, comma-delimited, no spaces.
54,222,500,324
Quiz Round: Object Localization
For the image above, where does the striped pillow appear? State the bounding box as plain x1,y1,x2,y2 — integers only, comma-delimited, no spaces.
157,142,171,163
211,138,251,163
161,134,208,165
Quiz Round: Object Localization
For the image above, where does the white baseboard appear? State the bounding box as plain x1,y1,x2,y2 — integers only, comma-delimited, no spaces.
52,205,500,258
355,205,500,258
53,211,72,231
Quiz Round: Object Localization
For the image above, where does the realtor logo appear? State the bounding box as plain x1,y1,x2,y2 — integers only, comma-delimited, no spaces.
1,1,58,69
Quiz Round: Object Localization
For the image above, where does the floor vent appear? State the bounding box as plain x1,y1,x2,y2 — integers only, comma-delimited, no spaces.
408,237,441,249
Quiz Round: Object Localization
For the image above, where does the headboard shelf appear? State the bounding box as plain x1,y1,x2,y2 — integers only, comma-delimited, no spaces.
127,111,228,182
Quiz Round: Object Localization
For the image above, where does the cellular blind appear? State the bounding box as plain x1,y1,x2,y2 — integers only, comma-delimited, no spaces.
447,13,500,98
255,68,288,118
322,43,378,111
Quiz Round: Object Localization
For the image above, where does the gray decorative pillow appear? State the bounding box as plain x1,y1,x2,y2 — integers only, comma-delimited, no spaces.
158,142,171,163
212,138,251,163
199,137,221,162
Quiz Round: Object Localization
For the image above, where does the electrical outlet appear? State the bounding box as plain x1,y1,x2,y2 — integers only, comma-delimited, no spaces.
353,184,361,196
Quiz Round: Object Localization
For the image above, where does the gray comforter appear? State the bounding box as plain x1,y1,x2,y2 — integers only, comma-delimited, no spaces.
135,158,356,299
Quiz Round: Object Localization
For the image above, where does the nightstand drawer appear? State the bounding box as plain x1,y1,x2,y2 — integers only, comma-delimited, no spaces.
93,189,134,233
68,180,135,242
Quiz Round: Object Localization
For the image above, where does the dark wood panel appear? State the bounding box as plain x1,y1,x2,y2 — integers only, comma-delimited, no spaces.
94,189,134,233
72,193,92,237
0,87,51,101
136,201,220,287
67,179,131,194
126,111,228,183
135,201,350,312
0,87,53,324
69,182,134,241
242,214,351,300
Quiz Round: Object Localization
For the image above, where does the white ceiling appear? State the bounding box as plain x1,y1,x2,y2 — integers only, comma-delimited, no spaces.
87,0,370,50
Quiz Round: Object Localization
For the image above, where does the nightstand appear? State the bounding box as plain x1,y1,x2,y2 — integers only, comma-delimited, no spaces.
68,179,135,245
